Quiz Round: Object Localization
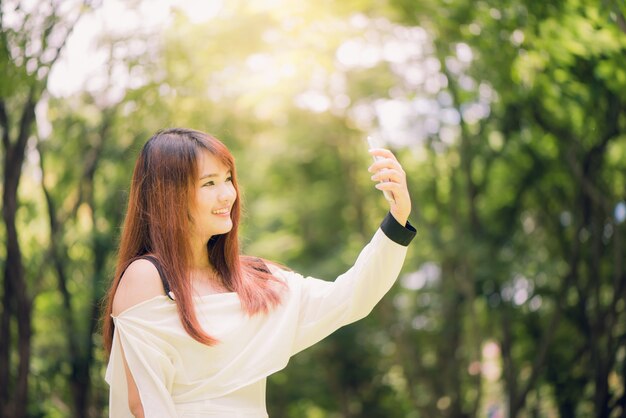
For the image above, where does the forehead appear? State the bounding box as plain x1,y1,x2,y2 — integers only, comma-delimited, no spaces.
197,150,229,175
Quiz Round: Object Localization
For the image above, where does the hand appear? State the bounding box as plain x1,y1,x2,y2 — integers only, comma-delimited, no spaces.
368,148,411,226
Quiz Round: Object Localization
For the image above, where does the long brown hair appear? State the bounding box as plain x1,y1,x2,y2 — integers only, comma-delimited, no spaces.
102,128,285,356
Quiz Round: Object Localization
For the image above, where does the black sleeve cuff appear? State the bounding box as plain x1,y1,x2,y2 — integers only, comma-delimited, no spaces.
380,212,417,247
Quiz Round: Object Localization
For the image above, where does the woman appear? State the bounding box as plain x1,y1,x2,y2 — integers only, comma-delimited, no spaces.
101,127,416,417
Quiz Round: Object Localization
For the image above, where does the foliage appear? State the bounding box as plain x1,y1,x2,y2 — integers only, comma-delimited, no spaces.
0,0,624,417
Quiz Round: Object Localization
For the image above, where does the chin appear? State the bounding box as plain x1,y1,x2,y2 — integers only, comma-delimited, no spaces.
211,226,233,237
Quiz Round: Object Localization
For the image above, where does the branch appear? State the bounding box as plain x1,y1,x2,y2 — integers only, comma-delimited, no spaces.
563,148,612,214
33,139,58,297
0,100,9,151
40,0,93,86
4,87,37,192
439,50,482,234
611,0,626,35
14,87,36,159
532,101,614,215
36,138,80,378
602,216,626,333
512,260,580,414
37,3,58,69
499,305,517,411
36,140,57,230
586,90,621,169
0,0,4,33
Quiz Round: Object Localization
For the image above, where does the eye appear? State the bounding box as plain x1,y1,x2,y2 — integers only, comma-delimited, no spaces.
202,181,215,187
226,176,233,182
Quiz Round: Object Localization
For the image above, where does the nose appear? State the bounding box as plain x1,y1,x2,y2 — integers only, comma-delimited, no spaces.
218,182,236,203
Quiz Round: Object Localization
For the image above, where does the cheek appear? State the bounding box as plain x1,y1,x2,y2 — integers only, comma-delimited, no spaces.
196,189,216,208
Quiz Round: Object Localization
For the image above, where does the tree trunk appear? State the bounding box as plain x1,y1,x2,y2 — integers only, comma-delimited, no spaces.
1,92,37,418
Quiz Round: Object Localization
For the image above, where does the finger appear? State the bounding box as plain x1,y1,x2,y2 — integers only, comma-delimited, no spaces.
371,169,404,183
368,148,398,161
374,181,407,194
373,174,406,188
368,159,404,175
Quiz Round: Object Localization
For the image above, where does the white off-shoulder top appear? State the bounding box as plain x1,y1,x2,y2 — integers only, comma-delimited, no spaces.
105,213,416,417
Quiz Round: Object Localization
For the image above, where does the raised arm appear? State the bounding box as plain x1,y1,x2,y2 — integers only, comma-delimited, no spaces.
286,212,416,355
285,147,415,354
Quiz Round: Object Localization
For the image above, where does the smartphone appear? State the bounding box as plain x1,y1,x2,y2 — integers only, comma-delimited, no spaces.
367,136,395,203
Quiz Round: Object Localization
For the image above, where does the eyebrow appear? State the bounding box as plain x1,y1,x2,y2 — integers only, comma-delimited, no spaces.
199,170,232,181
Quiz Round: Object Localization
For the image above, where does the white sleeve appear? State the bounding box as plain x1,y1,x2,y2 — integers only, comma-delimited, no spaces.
289,212,416,355
106,315,178,418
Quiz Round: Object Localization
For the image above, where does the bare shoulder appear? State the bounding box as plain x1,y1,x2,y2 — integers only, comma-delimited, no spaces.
112,258,166,316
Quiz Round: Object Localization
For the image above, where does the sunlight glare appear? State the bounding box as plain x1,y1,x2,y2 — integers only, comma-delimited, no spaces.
174,0,222,23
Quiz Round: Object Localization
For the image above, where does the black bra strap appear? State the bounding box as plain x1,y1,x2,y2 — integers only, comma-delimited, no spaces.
132,255,175,301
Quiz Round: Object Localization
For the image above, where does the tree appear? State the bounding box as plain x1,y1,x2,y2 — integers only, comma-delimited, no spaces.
0,1,92,416
385,0,626,415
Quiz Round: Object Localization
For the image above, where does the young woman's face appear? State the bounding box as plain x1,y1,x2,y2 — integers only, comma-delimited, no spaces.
189,150,237,242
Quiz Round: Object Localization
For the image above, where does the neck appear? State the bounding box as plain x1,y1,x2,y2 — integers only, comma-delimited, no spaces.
188,238,224,292
189,236,212,270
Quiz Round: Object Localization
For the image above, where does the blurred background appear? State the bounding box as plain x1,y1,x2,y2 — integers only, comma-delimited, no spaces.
1,0,625,417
